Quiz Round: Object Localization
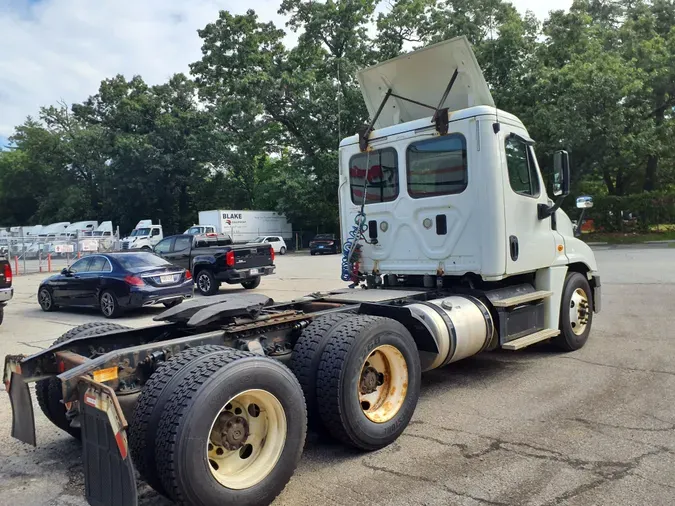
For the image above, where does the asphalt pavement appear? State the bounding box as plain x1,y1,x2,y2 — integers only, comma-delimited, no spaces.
1,248,674,506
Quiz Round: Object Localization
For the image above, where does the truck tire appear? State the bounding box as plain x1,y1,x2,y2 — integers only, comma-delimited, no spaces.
155,350,307,506
35,322,130,439
316,315,421,451
241,277,261,290
196,269,219,296
555,272,593,351
129,345,229,494
291,313,356,429
99,290,123,318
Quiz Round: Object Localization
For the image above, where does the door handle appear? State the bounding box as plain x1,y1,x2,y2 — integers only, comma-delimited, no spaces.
509,236,519,261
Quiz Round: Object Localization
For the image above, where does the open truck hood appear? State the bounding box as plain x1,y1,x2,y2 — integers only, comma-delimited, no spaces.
357,36,494,129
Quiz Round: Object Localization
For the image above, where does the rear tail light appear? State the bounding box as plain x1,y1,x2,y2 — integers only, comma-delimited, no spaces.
124,275,145,286
4,263,12,285
270,246,275,262
226,250,235,267
185,270,192,280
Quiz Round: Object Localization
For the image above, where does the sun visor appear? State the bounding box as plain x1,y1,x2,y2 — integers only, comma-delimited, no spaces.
357,36,495,129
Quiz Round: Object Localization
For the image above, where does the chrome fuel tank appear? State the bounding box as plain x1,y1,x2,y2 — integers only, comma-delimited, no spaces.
407,296,494,371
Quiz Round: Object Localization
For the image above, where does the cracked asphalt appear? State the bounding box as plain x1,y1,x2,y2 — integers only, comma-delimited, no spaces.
1,247,675,506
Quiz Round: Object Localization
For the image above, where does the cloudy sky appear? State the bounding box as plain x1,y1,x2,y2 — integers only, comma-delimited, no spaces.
0,0,572,147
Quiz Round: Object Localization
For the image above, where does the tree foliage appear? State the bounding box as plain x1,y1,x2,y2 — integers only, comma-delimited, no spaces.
0,0,674,233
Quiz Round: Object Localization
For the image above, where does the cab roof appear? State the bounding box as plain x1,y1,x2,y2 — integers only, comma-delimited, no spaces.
339,106,524,148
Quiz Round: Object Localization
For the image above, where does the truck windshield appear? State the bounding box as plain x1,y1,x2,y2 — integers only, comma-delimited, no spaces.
130,228,151,237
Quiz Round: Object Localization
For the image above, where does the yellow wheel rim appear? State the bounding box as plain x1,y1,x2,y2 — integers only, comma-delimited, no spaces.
569,288,590,336
358,345,408,423
207,389,286,489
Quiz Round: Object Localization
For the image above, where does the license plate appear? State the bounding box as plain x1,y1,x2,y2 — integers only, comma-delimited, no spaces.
160,275,174,284
249,269,259,276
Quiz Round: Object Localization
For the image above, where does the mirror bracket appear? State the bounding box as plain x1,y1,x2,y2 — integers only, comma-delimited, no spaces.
538,201,562,220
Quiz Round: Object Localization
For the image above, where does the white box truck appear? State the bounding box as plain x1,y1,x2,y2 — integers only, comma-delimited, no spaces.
198,210,292,243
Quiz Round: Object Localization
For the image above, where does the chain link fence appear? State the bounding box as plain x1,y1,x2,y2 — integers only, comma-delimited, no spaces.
0,228,122,275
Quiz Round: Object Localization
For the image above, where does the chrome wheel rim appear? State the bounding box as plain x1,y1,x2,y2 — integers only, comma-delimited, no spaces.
101,293,114,316
39,289,51,309
358,345,408,423
569,288,590,336
198,273,211,293
207,389,286,489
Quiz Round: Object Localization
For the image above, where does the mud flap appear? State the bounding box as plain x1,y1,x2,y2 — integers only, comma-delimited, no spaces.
8,372,36,446
79,379,138,506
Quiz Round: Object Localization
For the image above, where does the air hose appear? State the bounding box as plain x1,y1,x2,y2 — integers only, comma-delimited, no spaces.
341,210,367,282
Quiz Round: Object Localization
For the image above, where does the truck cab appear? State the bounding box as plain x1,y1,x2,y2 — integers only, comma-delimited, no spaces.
339,36,600,346
184,225,217,235
121,220,163,251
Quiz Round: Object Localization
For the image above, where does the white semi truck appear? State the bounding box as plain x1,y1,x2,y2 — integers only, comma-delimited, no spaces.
120,219,163,250
4,37,599,506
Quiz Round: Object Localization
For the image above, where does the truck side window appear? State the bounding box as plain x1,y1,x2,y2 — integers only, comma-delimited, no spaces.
406,134,467,198
349,148,399,205
174,236,192,252
154,238,173,254
152,228,161,237
505,137,540,197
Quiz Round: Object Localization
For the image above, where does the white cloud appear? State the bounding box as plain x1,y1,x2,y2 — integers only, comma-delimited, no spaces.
0,0,572,139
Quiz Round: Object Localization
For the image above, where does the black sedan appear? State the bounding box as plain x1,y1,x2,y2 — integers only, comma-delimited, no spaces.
309,233,341,255
37,252,193,318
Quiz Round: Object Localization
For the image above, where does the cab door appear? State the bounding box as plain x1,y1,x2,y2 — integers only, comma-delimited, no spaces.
167,236,193,270
501,131,556,274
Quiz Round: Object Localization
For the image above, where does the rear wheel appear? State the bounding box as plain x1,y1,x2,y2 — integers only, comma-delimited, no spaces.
316,315,421,450
196,269,219,296
38,287,57,312
291,313,355,429
279,246,286,255
129,345,229,494
154,351,307,506
241,277,261,290
555,272,593,351
99,290,122,318
35,322,131,439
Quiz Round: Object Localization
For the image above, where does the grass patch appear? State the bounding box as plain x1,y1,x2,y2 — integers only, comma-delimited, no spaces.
582,230,675,244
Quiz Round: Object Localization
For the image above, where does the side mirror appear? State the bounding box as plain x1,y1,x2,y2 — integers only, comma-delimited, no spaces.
553,151,570,197
576,196,594,209
61,268,70,276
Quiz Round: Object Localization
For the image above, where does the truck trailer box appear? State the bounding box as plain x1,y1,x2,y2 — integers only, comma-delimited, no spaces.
198,210,292,243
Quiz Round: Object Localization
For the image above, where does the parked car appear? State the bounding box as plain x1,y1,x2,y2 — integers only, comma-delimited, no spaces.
37,252,193,318
0,257,13,324
309,233,340,255
153,234,275,296
251,235,287,255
